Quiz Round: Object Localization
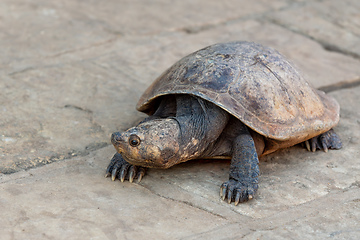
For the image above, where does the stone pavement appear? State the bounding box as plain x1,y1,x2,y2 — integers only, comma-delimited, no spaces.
0,0,359,239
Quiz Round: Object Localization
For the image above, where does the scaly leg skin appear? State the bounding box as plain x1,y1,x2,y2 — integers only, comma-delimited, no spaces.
105,153,146,183
303,129,342,153
220,128,260,205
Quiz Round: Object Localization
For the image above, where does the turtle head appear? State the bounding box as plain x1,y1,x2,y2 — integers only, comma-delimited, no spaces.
111,118,181,169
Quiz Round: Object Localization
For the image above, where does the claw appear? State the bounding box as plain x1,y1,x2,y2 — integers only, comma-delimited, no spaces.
305,140,311,152
137,175,143,183
111,168,118,181
247,189,254,200
234,192,241,206
120,168,127,182
227,190,232,204
322,143,328,152
320,134,329,153
129,166,135,183
137,169,145,183
105,163,114,178
221,187,226,201
311,138,317,152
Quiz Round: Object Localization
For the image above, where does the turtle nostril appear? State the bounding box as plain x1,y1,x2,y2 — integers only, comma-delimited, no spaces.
111,132,122,144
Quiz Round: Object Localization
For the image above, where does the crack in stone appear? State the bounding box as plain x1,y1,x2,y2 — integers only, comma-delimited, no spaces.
317,42,360,60
63,104,105,135
64,104,93,114
0,96,109,175
180,223,239,240
329,229,360,238
8,67,35,76
183,187,360,239
139,184,227,220
266,18,360,60
318,78,360,93
179,19,231,34
6,47,116,77
175,1,327,36
0,142,109,174
45,38,117,59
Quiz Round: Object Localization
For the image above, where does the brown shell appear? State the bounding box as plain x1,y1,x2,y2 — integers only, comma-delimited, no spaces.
137,41,340,152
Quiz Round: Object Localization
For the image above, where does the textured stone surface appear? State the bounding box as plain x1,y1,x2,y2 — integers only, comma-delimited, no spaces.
1,0,360,239
268,0,360,58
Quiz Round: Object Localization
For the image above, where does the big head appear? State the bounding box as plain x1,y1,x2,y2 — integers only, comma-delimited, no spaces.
111,118,181,169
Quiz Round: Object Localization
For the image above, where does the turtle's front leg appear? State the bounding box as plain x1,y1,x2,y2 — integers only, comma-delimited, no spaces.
220,128,260,205
105,153,146,183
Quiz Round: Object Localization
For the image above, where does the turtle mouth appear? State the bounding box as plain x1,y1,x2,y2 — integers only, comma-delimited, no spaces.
111,132,128,155
120,155,158,168
121,153,173,169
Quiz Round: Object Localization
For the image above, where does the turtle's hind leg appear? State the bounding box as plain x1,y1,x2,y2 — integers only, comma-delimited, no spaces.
303,129,342,152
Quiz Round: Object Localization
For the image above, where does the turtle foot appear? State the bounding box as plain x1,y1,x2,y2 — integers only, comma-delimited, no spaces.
105,153,146,183
220,179,258,205
303,129,342,153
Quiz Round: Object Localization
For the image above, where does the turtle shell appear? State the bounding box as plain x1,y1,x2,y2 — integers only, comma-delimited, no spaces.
137,41,340,151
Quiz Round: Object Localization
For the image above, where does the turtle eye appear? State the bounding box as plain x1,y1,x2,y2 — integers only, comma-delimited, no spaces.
129,134,141,147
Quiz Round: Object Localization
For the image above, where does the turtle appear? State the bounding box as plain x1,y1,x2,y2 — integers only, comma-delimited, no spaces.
105,41,342,205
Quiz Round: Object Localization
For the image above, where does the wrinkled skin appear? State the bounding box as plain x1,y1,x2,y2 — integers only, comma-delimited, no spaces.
106,95,342,205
